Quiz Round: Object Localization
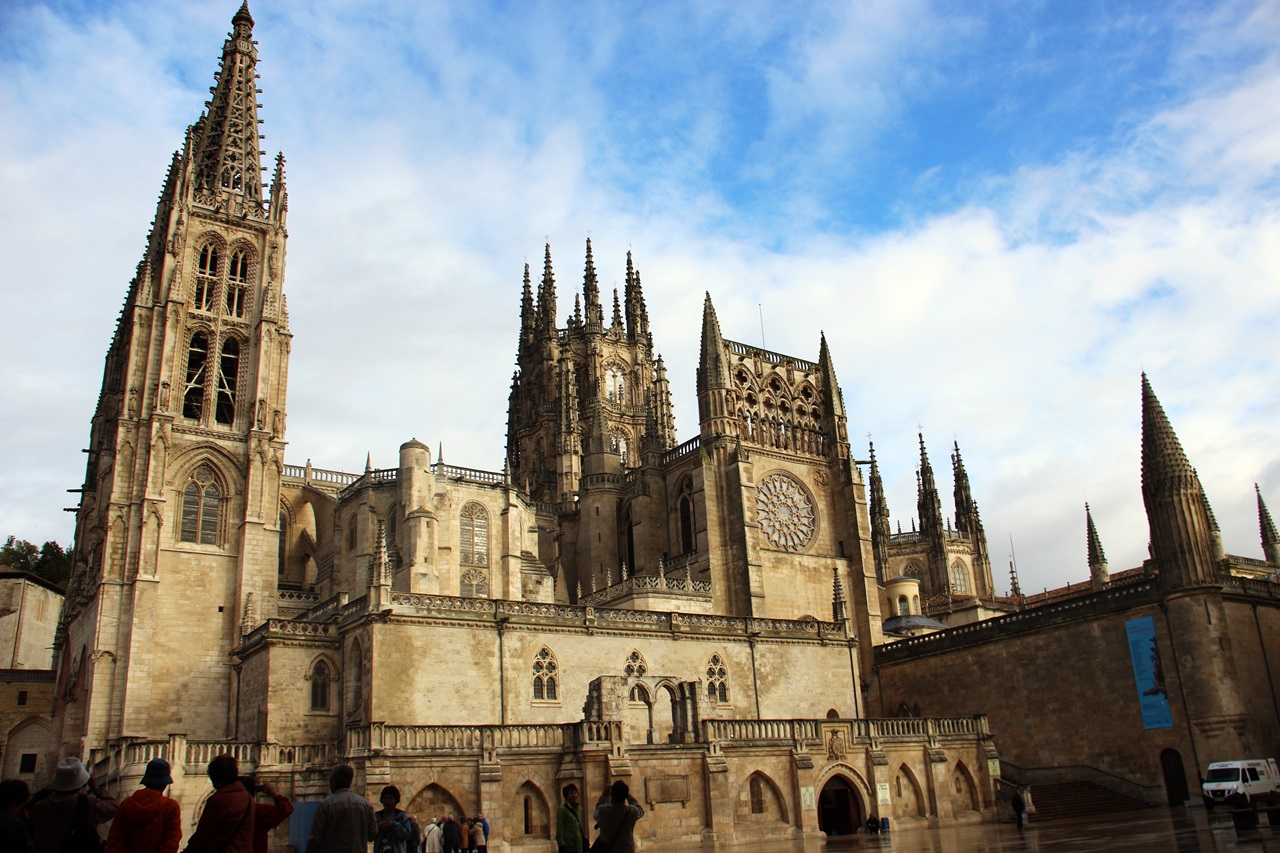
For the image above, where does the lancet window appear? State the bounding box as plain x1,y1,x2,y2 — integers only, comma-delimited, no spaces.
610,432,629,467
605,366,626,403
215,338,239,425
678,478,695,555
183,332,209,419
532,647,558,700
195,244,219,311
460,502,489,566
706,654,728,703
949,561,970,594
180,466,221,545
310,659,332,711
226,249,250,317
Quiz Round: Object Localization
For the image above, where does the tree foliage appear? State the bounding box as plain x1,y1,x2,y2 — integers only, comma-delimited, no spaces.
1,535,71,587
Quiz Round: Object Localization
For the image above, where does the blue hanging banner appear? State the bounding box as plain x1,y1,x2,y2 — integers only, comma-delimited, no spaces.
1125,615,1173,730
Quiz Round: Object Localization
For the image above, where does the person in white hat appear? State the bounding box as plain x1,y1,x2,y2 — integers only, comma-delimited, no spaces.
27,757,118,853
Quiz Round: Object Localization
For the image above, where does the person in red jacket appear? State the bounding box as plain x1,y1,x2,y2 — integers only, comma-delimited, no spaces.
106,758,183,853
183,755,254,853
251,779,294,853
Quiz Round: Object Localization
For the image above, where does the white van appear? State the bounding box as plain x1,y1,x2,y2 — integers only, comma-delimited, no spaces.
1201,759,1280,807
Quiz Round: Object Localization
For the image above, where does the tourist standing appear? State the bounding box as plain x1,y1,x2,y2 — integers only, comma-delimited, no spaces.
251,779,294,853
592,781,643,853
440,815,462,853
306,765,377,853
374,786,414,853
106,758,182,853
28,757,119,853
555,784,587,853
0,779,33,853
183,754,253,853
423,818,443,853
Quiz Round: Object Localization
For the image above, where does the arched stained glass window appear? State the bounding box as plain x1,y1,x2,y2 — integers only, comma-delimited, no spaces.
460,568,490,598
706,654,728,703
949,561,970,594
180,466,221,545
183,332,209,419
195,244,219,311
215,337,239,425
460,502,489,566
310,659,331,711
532,647,558,701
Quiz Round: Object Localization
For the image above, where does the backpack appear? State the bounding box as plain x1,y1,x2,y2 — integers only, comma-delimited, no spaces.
62,794,105,853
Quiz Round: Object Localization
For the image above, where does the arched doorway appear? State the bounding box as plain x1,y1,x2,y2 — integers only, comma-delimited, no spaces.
1161,748,1189,805
818,775,863,837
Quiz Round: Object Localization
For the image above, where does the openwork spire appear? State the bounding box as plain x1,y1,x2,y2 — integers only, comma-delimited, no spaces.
1086,503,1109,588
697,292,728,393
917,433,944,539
831,567,847,622
1259,484,1280,565
193,2,265,206
537,243,557,336
868,441,890,582
582,238,603,330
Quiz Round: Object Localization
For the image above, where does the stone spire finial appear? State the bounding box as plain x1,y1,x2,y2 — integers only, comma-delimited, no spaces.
582,238,603,330
370,519,391,589
611,287,623,329
831,566,847,622
868,440,890,582
192,2,265,206
696,292,728,393
364,452,372,474
536,243,557,336
1086,503,1109,589
1259,484,1280,565
1009,558,1023,600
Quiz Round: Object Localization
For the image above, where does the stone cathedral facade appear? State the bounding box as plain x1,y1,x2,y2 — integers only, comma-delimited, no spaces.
47,6,998,849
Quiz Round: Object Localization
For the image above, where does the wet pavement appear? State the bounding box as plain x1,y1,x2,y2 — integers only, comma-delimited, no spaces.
695,806,1280,852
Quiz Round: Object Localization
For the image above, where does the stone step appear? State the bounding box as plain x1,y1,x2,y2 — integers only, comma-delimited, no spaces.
1030,781,1155,823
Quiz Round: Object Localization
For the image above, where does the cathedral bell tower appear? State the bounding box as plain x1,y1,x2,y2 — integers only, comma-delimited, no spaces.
54,2,291,755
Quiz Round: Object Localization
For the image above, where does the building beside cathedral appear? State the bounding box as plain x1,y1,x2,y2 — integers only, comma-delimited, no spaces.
46,5,999,848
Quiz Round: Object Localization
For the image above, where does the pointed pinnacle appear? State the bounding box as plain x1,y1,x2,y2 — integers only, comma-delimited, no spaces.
1086,503,1107,567
1259,484,1279,545
1141,373,1197,497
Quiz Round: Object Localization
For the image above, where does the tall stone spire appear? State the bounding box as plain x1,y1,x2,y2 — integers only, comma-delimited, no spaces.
582,238,603,331
1140,374,1218,588
1086,503,1109,589
951,441,992,594
536,243,557,338
696,293,733,439
868,441,890,582
192,2,265,207
917,434,944,540
611,287,624,329
1259,484,1280,565
624,251,650,341
519,262,534,352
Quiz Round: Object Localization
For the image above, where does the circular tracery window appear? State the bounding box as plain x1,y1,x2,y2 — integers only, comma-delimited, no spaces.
756,473,816,552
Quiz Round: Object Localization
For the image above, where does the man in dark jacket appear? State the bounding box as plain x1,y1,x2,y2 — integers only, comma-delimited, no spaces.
441,815,463,853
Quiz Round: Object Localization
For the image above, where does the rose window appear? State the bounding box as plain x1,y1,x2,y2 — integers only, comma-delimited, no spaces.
756,473,816,552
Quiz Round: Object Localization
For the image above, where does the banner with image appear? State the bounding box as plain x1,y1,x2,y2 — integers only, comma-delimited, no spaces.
1125,615,1173,730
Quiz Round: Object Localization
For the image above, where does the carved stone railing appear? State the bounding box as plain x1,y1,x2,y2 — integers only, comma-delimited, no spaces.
702,716,987,748
241,618,337,650
346,723,582,754
433,463,505,485
702,719,822,744
337,595,370,621
278,589,320,604
186,740,260,768
876,580,1163,664
579,571,712,606
725,339,818,372
661,436,701,466
282,463,360,487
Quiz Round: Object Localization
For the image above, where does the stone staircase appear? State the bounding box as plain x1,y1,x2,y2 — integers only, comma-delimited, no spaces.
1030,781,1155,823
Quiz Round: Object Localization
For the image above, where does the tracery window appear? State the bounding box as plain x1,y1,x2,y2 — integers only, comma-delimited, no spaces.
949,561,970,594
310,659,332,711
903,563,923,578
532,647,558,700
195,244,219,311
623,650,647,678
180,466,221,545
183,332,209,419
226,249,250,317
605,366,626,403
460,502,489,566
460,568,490,598
706,654,728,703
215,338,239,425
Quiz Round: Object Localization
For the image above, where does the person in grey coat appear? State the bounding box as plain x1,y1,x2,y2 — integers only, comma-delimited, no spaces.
592,781,643,853
307,765,376,853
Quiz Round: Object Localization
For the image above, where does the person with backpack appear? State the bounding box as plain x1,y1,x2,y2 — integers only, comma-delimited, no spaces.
105,758,182,853
183,755,253,853
27,757,118,853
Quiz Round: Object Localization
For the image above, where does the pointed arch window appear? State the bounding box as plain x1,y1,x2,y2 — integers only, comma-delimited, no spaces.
226,249,250,318
180,466,221,545
623,650,647,678
215,337,239,425
610,432,629,467
706,654,728,703
898,595,910,615
347,515,358,552
678,478,695,555
195,244,219,311
949,561,970,594
460,502,489,567
460,568,490,598
183,332,209,419
310,659,332,711
606,367,625,403
278,513,289,579
532,647,558,701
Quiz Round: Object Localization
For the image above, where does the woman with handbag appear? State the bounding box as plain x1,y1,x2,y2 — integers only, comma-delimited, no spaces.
590,781,643,853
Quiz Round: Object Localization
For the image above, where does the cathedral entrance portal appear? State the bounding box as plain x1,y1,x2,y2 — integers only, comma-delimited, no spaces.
817,775,862,837
1161,748,1188,805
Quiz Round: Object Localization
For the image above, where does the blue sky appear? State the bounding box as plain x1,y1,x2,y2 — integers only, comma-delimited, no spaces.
2,0,1278,595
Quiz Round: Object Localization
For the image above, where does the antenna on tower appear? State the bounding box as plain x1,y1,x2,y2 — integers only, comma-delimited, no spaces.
758,303,766,349
1008,534,1024,606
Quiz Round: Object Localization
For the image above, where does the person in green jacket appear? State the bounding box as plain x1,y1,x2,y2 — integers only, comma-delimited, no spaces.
555,784,587,853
